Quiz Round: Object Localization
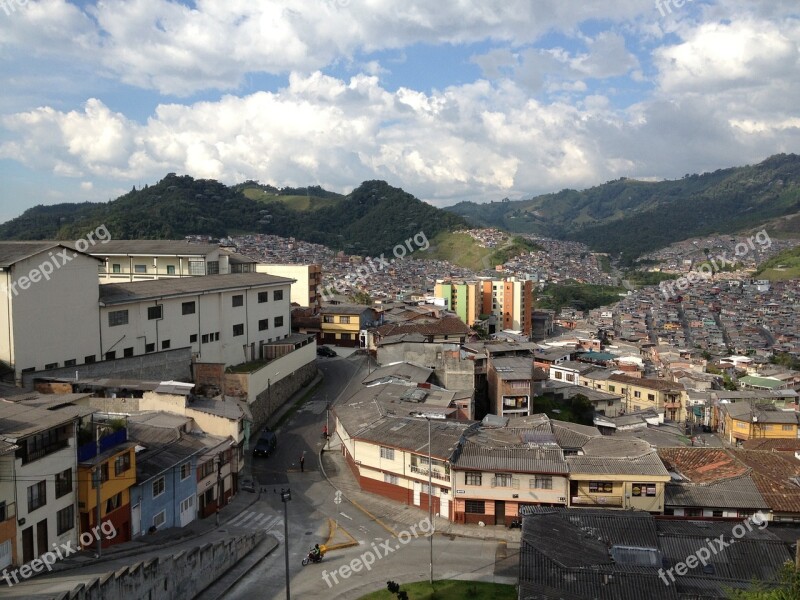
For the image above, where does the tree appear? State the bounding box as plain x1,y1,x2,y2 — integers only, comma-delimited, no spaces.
728,563,800,599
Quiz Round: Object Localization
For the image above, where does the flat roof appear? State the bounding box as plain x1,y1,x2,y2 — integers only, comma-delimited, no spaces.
90,240,219,256
99,273,294,305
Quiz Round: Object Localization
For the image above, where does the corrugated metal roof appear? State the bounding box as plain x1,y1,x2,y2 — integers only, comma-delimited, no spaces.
453,441,568,474
567,451,670,477
665,476,767,509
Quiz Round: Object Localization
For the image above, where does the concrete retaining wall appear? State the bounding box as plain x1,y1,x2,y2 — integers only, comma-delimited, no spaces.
250,361,318,430
52,531,265,600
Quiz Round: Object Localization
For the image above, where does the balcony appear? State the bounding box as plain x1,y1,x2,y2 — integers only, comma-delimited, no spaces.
571,495,623,507
409,465,450,481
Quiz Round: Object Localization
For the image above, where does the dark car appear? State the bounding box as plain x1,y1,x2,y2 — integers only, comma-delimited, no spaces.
316,346,337,357
253,429,277,457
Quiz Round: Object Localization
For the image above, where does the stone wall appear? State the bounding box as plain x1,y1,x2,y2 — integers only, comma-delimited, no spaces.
22,348,193,387
250,361,318,430
52,531,266,600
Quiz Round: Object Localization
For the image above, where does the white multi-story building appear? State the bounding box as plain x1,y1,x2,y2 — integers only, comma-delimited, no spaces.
255,264,321,309
98,273,294,367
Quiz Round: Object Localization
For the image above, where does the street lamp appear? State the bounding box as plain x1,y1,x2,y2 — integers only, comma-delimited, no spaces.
426,416,433,585
280,488,292,600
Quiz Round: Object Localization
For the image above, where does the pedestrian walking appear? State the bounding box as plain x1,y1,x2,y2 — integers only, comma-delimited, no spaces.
300,454,305,472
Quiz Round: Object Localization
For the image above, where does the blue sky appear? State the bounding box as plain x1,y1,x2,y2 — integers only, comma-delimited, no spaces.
1,0,799,223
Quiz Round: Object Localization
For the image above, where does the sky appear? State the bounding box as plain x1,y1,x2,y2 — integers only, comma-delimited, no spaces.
1,0,799,223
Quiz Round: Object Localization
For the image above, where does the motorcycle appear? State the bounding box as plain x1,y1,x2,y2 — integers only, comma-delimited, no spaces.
302,549,325,566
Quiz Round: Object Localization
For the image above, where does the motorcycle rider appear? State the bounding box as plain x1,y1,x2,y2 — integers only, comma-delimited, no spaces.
310,544,322,560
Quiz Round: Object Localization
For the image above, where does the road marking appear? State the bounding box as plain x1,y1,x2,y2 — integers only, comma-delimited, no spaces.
339,512,353,520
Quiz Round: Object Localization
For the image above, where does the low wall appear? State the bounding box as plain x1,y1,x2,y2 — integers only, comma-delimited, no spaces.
52,531,266,600
249,361,318,430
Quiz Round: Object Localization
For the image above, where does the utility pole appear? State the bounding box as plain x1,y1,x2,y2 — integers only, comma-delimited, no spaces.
427,416,433,585
280,488,292,600
216,454,222,526
94,466,102,557
326,396,330,452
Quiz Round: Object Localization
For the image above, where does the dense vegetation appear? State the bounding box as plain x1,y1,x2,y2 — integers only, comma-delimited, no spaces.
0,176,468,256
447,153,800,263
536,283,627,313
625,270,679,286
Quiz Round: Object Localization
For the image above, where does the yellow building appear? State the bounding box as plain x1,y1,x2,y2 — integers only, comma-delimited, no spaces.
589,374,688,422
320,304,380,347
719,403,800,446
256,263,321,309
77,425,136,548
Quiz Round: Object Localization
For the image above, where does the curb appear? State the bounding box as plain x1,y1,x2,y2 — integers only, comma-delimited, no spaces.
323,518,359,551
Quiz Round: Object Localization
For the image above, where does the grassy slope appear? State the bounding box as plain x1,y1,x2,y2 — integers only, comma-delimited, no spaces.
426,231,539,271
241,188,341,211
755,245,800,281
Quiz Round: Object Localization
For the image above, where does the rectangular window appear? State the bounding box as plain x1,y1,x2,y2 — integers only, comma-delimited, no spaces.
182,301,196,315
124,347,134,357
148,305,162,320
631,483,657,497
465,472,482,486
180,462,191,480
190,334,198,343
259,319,269,331
0,502,6,522
112,263,121,274
198,460,215,479
64,358,77,367
608,385,616,392
274,316,284,327
162,340,171,350
84,355,96,364
206,261,219,275
258,291,269,303
465,500,485,514
233,324,244,337
153,510,166,529
115,451,131,475
188,261,205,276
634,391,641,398
323,315,334,323
273,290,283,301
589,481,613,493
152,476,165,498
56,505,74,535
379,447,395,460
494,474,513,488
106,492,122,513
134,264,147,274
383,473,399,485
166,265,176,275
232,295,244,307
27,480,46,512
554,371,563,379
104,351,115,361
201,334,209,344
647,393,655,401
108,310,129,327
45,362,58,370
55,469,72,498
531,476,553,490
339,316,351,324
145,343,155,353
782,425,793,431
214,332,219,341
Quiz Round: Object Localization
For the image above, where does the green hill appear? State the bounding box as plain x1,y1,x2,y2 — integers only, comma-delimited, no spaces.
446,153,800,263
427,232,541,271
755,246,800,281
0,175,468,257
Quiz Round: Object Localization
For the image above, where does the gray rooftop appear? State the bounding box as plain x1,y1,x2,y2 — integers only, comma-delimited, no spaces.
567,451,669,477
665,476,767,510
0,241,98,268
491,356,534,380
99,273,294,305
0,400,83,440
453,441,568,474
90,240,219,256
362,363,434,386
130,428,208,483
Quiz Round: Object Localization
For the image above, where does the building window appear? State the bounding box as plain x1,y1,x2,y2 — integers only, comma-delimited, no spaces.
198,460,215,479
274,316,284,327
783,425,794,431
64,358,77,367
145,343,155,353
182,301,196,315
465,472,482,486
166,265,176,275
531,476,553,490
27,480,46,512
180,496,193,514
190,334,198,343
323,315,334,323
134,264,147,273
380,447,395,460
232,295,244,307
112,263,121,273
259,319,269,331
0,501,6,521
273,290,283,301
647,394,655,401
214,332,219,341
152,477,165,498
554,371,562,379
147,306,162,321
493,474,513,488
201,334,209,344
162,340,171,350
340,316,351,324
85,355,96,364
106,492,122,513
465,500,485,514
45,362,58,369
56,505,74,535
108,310,129,327
631,483,657,497
104,351,115,361
384,473,398,485
188,261,205,276
608,385,616,392
634,391,641,398
258,291,269,303
115,451,131,475
207,261,219,275
124,347,134,357
55,469,72,498
589,481,613,493
153,510,166,529
233,324,244,337
180,462,191,480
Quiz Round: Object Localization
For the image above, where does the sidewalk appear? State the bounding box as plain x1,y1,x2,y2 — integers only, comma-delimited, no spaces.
319,438,521,543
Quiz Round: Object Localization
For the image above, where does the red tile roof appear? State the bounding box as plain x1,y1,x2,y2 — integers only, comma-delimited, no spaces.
657,448,748,483
729,449,800,514
742,438,800,452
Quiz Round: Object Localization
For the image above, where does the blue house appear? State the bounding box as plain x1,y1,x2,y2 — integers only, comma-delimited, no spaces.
128,426,206,537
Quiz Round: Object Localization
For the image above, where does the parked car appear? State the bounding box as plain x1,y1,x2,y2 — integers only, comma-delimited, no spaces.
316,346,337,357
253,429,277,457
